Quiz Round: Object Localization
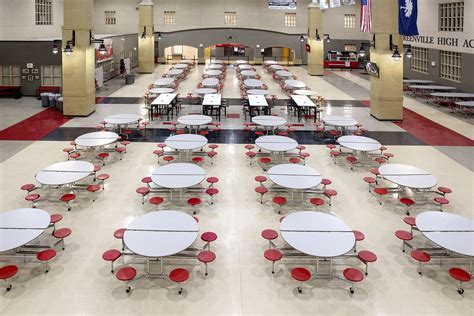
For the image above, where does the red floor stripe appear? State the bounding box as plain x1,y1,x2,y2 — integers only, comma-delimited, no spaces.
0,108,70,141
360,100,473,146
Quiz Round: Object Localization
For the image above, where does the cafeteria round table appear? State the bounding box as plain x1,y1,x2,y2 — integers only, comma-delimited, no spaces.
234,60,248,64
244,79,263,88
378,164,437,190
177,115,212,131
152,163,206,189
408,85,456,91
293,90,318,96
403,80,434,84
275,70,293,78
247,89,271,96
269,65,285,71
165,69,183,77
0,208,51,252
149,87,175,94
268,164,322,190
237,64,253,70
204,70,222,77
323,115,358,131
280,211,355,257
252,115,286,128
180,60,194,64
241,70,257,77
416,211,474,257
337,135,381,152
36,161,94,186
430,93,474,99
210,60,223,64
104,113,140,126
75,131,120,148
173,64,188,69
202,78,219,87
194,88,217,95
154,78,175,86
456,101,474,108
208,64,223,70
264,60,278,65
165,134,208,151
256,135,297,152
285,80,306,89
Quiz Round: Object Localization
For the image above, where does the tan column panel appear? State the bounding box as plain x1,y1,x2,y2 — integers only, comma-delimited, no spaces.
62,0,95,116
370,0,404,120
307,4,324,76
138,4,155,74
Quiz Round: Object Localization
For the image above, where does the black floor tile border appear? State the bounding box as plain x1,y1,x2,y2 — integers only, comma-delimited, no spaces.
42,127,426,146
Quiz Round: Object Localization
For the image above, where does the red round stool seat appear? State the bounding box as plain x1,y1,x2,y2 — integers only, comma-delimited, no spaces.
434,197,449,205
400,198,415,206
187,198,201,206
363,177,376,184
324,189,337,197
246,151,257,158
97,174,110,181
116,267,136,282
310,197,325,207
60,194,76,202
358,250,377,263
197,251,216,264
255,176,267,183
264,249,282,262
272,196,287,206
25,193,40,202
296,145,306,151
370,168,380,175
149,196,164,206
114,228,126,239
141,177,152,184
169,268,189,286
21,184,36,191
374,157,386,165
403,216,416,227
0,265,19,280
395,230,413,241
102,249,121,262
321,178,332,186
329,150,341,157
291,267,311,282
53,228,71,239
449,268,471,282
69,153,81,159
261,229,278,241
163,156,175,162
206,177,219,185
259,157,272,164
37,249,56,261
50,214,63,224
136,187,150,195
201,231,218,243
438,186,452,194
326,144,336,149
289,157,301,164
244,144,255,150
208,144,219,150
374,188,388,195
98,152,109,159
255,186,268,194
411,250,431,262
343,268,364,287
87,184,101,193
93,165,102,172
353,230,365,241
192,157,204,164
206,188,219,197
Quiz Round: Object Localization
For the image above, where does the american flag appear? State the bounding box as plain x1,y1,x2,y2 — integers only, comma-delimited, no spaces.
360,0,372,33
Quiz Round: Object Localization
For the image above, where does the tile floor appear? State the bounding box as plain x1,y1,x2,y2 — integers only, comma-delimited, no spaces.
0,64,472,315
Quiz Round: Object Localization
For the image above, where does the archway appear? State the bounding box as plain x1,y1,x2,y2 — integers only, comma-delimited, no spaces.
163,45,198,63
261,47,295,65
206,43,255,64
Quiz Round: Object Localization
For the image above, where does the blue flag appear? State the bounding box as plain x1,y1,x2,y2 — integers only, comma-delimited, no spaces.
399,0,419,36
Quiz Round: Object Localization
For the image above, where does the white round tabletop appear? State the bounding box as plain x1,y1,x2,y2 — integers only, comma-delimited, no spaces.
75,131,120,148
194,88,217,95
235,60,248,64
202,78,219,87
180,60,194,64
204,70,222,76
276,70,293,77
238,65,253,70
293,90,318,96
154,78,175,86
430,93,474,98
36,161,94,186
285,80,306,89
252,115,286,127
323,115,358,127
264,60,278,65
211,60,223,64
177,115,212,126
403,80,434,84
408,85,456,90
124,211,199,258
455,101,474,107
378,164,437,189
269,65,285,71
244,79,263,88
256,135,298,152
208,64,223,70
149,88,175,94
0,208,51,252
268,164,322,190
166,69,183,76
337,135,381,152
151,163,206,189
241,70,257,77
165,134,208,151
247,89,271,95
280,212,355,257
173,64,188,69
104,113,140,125
416,211,474,257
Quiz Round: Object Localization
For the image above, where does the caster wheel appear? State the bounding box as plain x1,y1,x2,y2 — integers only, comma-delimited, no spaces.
350,288,354,294
406,211,410,215
458,289,464,295
45,269,49,273
67,207,71,211
7,285,12,291
298,287,302,294
365,272,368,276
126,287,131,293
178,290,182,295
402,249,405,252
418,272,422,275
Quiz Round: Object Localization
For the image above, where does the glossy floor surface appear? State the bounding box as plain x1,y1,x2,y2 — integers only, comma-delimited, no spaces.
0,64,473,315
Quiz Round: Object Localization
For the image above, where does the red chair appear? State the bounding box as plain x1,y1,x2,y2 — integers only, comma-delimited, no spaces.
63,147,74,160
87,184,101,202
370,168,380,178
114,228,126,251
299,152,310,165
272,196,287,214
205,188,219,204
25,193,40,208
116,266,136,293
410,250,431,275
296,145,306,153
383,152,394,161
255,186,268,204
20,183,37,196
346,156,359,170
323,189,337,206
403,216,417,233
163,156,175,163
309,197,325,211
136,187,150,204
53,228,72,250
254,176,267,186
363,177,376,192
244,144,255,152
197,251,216,276
0,265,19,291
201,231,218,250
329,150,341,164
374,157,387,166
433,197,449,211
97,152,109,166
261,229,278,249
169,268,189,294
245,151,257,165
192,156,204,164
36,249,57,273
449,268,471,294
352,230,365,252
437,186,452,197
373,188,388,205
259,157,272,171
102,249,122,273
357,250,377,275
115,147,126,160
320,178,332,190
395,230,413,252
60,194,76,211
264,249,283,274
207,151,217,164
291,267,312,293
206,176,219,187
49,214,63,232
153,149,164,163
97,173,110,189
93,165,101,180
343,268,364,294
149,196,164,209
289,157,301,164
400,198,415,215
141,176,153,188
187,197,202,214
69,152,81,160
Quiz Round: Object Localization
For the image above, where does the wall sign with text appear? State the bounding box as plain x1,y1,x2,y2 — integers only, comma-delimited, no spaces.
404,35,474,54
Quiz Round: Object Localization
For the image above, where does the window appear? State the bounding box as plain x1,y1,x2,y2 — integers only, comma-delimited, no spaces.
35,0,52,25
105,11,116,25
344,14,356,29
410,47,429,74
164,11,176,25
0,65,21,85
439,2,464,32
440,50,462,82
285,13,297,27
344,44,357,51
41,66,62,86
224,12,236,26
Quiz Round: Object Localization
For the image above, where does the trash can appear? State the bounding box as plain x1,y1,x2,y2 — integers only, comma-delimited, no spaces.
41,93,51,107
57,97,64,112
49,94,57,108
125,74,135,85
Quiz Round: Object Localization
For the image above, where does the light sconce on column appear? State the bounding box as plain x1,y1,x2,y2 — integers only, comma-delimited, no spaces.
157,32,162,40
358,34,376,57
52,40,60,54
90,31,107,55
299,35,305,42
389,34,412,61
141,26,147,39
63,30,76,56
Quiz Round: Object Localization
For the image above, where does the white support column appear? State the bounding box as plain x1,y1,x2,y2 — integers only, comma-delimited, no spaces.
138,0,155,74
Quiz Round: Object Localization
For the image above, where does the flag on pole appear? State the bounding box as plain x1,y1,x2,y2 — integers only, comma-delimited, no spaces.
360,0,372,33
398,0,419,36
